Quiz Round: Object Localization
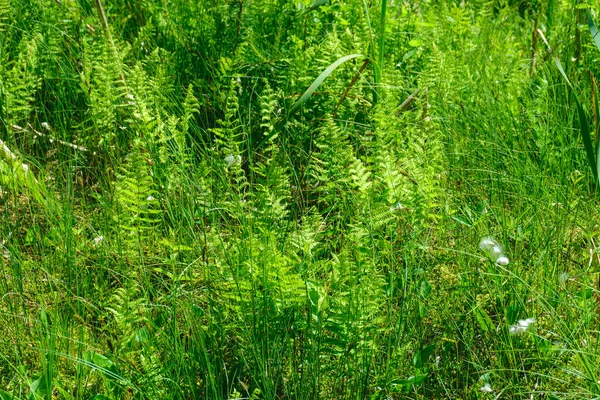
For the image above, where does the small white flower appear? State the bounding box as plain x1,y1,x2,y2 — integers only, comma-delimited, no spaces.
521,317,536,326
496,256,509,266
392,202,405,211
479,236,509,265
509,317,536,335
224,154,241,168
480,382,493,393
509,325,523,335
1,142,16,160
479,236,495,250
146,195,156,201
93,236,104,246
22,164,29,174
41,122,51,130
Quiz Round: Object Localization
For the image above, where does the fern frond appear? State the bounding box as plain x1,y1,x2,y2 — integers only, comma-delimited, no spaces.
2,35,41,129
114,140,161,253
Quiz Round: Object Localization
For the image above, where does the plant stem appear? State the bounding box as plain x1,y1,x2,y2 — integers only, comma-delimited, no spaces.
374,0,387,104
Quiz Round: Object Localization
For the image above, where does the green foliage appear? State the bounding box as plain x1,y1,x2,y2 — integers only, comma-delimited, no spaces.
113,140,161,255
1,35,41,130
5,0,600,399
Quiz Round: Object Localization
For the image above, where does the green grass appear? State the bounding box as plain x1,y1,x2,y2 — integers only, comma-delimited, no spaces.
3,0,600,399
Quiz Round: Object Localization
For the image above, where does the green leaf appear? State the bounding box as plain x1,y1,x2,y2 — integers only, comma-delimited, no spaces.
473,305,494,332
0,389,23,400
413,344,435,367
553,56,572,89
390,374,427,390
588,11,600,54
418,278,432,299
577,3,593,9
82,352,122,382
307,0,328,11
408,39,421,47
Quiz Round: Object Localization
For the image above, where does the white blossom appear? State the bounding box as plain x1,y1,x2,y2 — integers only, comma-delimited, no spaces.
93,236,104,246
392,202,405,211
496,256,509,266
479,382,493,393
41,122,51,130
146,195,156,201
1,141,16,160
479,236,509,265
224,154,241,168
509,318,536,335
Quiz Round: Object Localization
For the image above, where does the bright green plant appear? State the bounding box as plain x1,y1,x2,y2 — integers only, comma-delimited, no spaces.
5,1,600,399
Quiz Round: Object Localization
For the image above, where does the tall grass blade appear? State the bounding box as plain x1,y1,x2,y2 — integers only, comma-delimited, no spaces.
553,56,598,184
553,56,572,89
547,0,555,32
576,99,598,184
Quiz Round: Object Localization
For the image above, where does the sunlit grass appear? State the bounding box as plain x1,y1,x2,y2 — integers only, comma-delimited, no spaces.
2,1,600,399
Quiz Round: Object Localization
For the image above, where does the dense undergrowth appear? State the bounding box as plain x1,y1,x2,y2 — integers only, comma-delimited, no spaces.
3,0,600,398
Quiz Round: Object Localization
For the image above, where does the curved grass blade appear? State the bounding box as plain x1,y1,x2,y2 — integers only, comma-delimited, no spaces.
288,54,365,117
553,56,572,89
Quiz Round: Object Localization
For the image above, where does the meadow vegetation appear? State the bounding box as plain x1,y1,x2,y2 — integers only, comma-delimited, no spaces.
3,0,600,398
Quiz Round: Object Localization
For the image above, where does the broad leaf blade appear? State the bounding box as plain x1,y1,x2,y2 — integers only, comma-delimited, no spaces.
307,0,328,11
0,389,23,400
588,11,600,54
553,56,573,89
